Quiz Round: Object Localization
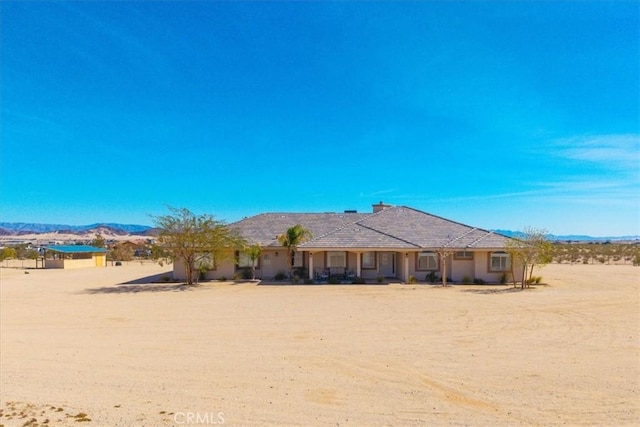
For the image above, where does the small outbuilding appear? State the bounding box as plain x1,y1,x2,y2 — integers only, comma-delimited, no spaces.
44,245,107,269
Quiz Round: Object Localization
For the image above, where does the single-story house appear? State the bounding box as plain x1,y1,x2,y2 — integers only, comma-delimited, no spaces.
44,245,107,269
173,202,524,283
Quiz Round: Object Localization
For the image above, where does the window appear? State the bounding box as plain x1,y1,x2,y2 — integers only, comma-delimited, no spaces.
292,251,303,267
197,253,215,270
416,251,438,270
362,252,376,269
490,252,510,272
454,251,474,260
327,251,346,268
237,251,259,269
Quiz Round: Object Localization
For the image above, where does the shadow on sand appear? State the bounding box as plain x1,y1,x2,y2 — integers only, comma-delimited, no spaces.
461,286,525,295
82,271,197,294
257,281,390,286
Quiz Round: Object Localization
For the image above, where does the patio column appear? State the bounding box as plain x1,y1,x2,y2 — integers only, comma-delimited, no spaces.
308,253,314,279
355,252,361,277
404,253,410,283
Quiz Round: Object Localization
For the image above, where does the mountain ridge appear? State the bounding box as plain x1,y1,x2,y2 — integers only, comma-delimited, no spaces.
492,229,640,242
0,222,636,242
0,222,153,235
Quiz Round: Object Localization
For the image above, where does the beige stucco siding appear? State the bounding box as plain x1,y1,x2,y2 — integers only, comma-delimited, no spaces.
46,258,99,269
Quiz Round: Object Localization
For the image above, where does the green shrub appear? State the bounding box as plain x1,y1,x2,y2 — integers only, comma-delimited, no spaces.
462,275,472,284
274,271,287,281
408,275,417,284
425,271,438,282
473,278,486,285
292,267,308,280
352,276,366,284
376,276,385,283
500,272,509,284
239,267,253,280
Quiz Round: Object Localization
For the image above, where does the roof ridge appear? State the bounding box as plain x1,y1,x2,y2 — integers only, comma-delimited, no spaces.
354,208,423,248
302,215,369,244
442,227,480,248
401,205,494,233
467,230,497,247
356,222,422,248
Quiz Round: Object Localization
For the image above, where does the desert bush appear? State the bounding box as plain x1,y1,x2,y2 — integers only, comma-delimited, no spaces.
408,275,417,284
351,276,366,284
462,275,472,284
473,278,486,285
425,271,438,282
376,276,385,283
274,271,287,281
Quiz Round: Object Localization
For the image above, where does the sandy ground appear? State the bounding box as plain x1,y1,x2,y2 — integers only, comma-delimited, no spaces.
0,262,638,427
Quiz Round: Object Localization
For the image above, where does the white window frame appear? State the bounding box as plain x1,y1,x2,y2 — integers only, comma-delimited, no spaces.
417,251,438,270
454,251,474,260
490,252,511,272
327,251,346,268
362,252,376,269
237,251,257,268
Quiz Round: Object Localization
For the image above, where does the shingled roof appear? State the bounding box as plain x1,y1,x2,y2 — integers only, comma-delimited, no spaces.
230,206,512,250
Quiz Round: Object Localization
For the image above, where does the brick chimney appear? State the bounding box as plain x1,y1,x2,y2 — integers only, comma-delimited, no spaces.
372,201,392,213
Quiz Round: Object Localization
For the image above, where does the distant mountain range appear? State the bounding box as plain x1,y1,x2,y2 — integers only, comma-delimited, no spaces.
492,229,639,242
0,222,636,242
0,222,156,237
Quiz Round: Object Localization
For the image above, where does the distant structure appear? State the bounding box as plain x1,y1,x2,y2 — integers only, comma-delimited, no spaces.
43,245,107,269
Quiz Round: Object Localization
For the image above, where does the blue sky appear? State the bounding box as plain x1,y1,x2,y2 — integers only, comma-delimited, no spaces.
1,1,638,236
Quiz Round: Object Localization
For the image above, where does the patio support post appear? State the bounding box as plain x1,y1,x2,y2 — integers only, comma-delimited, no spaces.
308,253,314,280
404,253,409,283
356,252,361,278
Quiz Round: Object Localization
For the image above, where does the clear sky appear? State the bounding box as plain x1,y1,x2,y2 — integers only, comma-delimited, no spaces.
1,1,638,236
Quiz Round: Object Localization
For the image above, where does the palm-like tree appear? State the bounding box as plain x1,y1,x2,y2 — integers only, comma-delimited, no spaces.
245,244,262,280
277,224,313,280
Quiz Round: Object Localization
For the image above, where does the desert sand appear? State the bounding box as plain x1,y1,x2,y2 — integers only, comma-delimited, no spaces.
1,262,638,426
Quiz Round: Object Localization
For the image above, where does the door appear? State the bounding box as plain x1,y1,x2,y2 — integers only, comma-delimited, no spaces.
379,252,395,277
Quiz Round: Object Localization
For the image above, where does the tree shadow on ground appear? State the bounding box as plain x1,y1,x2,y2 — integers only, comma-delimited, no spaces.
461,287,526,295
81,271,199,294
82,283,194,294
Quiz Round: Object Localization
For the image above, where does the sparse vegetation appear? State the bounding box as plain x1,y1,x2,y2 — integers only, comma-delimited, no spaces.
551,242,640,266
500,272,509,284
507,227,554,289
152,206,245,286
425,271,438,283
